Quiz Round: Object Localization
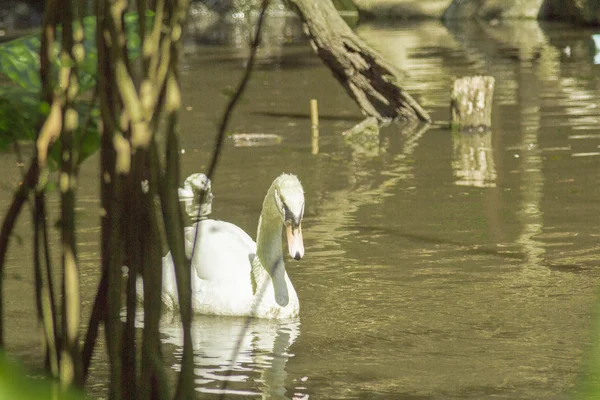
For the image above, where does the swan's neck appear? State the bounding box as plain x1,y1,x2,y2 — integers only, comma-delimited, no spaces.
256,213,283,273
253,193,289,306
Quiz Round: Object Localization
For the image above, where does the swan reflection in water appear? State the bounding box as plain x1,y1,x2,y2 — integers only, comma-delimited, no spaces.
136,311,301,397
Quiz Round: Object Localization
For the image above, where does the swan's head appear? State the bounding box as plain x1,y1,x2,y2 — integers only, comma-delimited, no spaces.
272,174,305,261
179,173,213,220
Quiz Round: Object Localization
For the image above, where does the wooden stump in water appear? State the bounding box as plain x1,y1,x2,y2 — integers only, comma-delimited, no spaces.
451,76,495,130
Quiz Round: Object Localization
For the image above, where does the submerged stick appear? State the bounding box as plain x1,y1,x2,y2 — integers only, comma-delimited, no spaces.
310,99,319,131
310,99,319,155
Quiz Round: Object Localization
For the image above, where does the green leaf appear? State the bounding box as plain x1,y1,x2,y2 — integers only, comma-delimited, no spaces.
46,102,101,169
0,35,42,89
78,121,100,164
0,11,155,92
0,85,46,149
77,11,154,92
0,351,88,400
0,11,154,165
0,84,100,168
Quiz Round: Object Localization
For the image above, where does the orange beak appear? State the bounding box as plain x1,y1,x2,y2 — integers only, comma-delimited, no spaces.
286,224,304,260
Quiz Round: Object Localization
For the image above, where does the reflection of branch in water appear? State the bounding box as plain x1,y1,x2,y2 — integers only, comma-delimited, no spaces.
516,102,545,271
355,122,430,196
444,20,549,67
310,122,429,257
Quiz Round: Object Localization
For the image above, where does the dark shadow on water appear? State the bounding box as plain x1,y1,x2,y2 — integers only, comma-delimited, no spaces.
352,223,527,260
188,49,323,70
352,224,595,273
252,110,363,122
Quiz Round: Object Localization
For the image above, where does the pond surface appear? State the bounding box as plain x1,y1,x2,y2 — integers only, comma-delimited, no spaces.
2,17,600,400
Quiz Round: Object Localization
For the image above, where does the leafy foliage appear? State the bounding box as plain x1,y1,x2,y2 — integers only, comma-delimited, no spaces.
0,35,42,90
0,12,153,92
0,86,47,148
0,351,87,400
0,12,153,163
47,103,101,169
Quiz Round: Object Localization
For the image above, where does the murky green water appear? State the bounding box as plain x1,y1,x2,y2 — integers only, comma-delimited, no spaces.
2,18,600,399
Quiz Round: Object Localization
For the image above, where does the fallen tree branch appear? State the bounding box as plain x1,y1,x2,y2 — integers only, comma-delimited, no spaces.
288,0,431,124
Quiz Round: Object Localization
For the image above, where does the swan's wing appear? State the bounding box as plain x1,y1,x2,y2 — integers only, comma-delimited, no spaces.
137,251,183,310
184,220,256,253
183,226,196,259
189,219,257,283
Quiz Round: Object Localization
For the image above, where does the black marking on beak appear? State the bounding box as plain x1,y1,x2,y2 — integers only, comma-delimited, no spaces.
293,251,301,261
283,202,302,227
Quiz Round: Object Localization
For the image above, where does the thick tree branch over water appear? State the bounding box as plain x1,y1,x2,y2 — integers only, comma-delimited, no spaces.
288,0,431,124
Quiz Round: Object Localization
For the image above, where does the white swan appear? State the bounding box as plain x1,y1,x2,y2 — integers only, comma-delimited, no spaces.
159,173,305,319
178,173,213,220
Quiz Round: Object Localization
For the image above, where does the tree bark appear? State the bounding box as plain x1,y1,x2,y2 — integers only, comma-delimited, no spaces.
451,76,495,130
288,0,430,124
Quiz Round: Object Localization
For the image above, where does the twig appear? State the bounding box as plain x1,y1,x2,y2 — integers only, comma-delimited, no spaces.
191,0,270,258
34,0,60,377
34,190,59,377
161,73,195,399
0,161,39,346
58,0,84,386
140,146,170,400
97,2,125,398
81,269,107,380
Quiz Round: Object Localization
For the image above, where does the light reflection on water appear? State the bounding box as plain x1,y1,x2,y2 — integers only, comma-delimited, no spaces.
134,312,301,398
2,17,600,400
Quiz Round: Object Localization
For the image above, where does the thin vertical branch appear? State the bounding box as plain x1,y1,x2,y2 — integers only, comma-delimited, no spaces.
58,0,83,387
121,162,140,400
191,0,270,261
40,0,59,102
161,72,194,399
11,141,57,373
155,1,196,398
140,146,169,400
97,1,125,399
207,2,271,397
33,0,61,378
34,188,60,377
81,269,106,380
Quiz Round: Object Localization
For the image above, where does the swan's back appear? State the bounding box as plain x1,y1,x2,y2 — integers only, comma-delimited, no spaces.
186,219,256,283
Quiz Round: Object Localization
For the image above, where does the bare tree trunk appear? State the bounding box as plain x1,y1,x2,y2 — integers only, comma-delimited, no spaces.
288,0,431,124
